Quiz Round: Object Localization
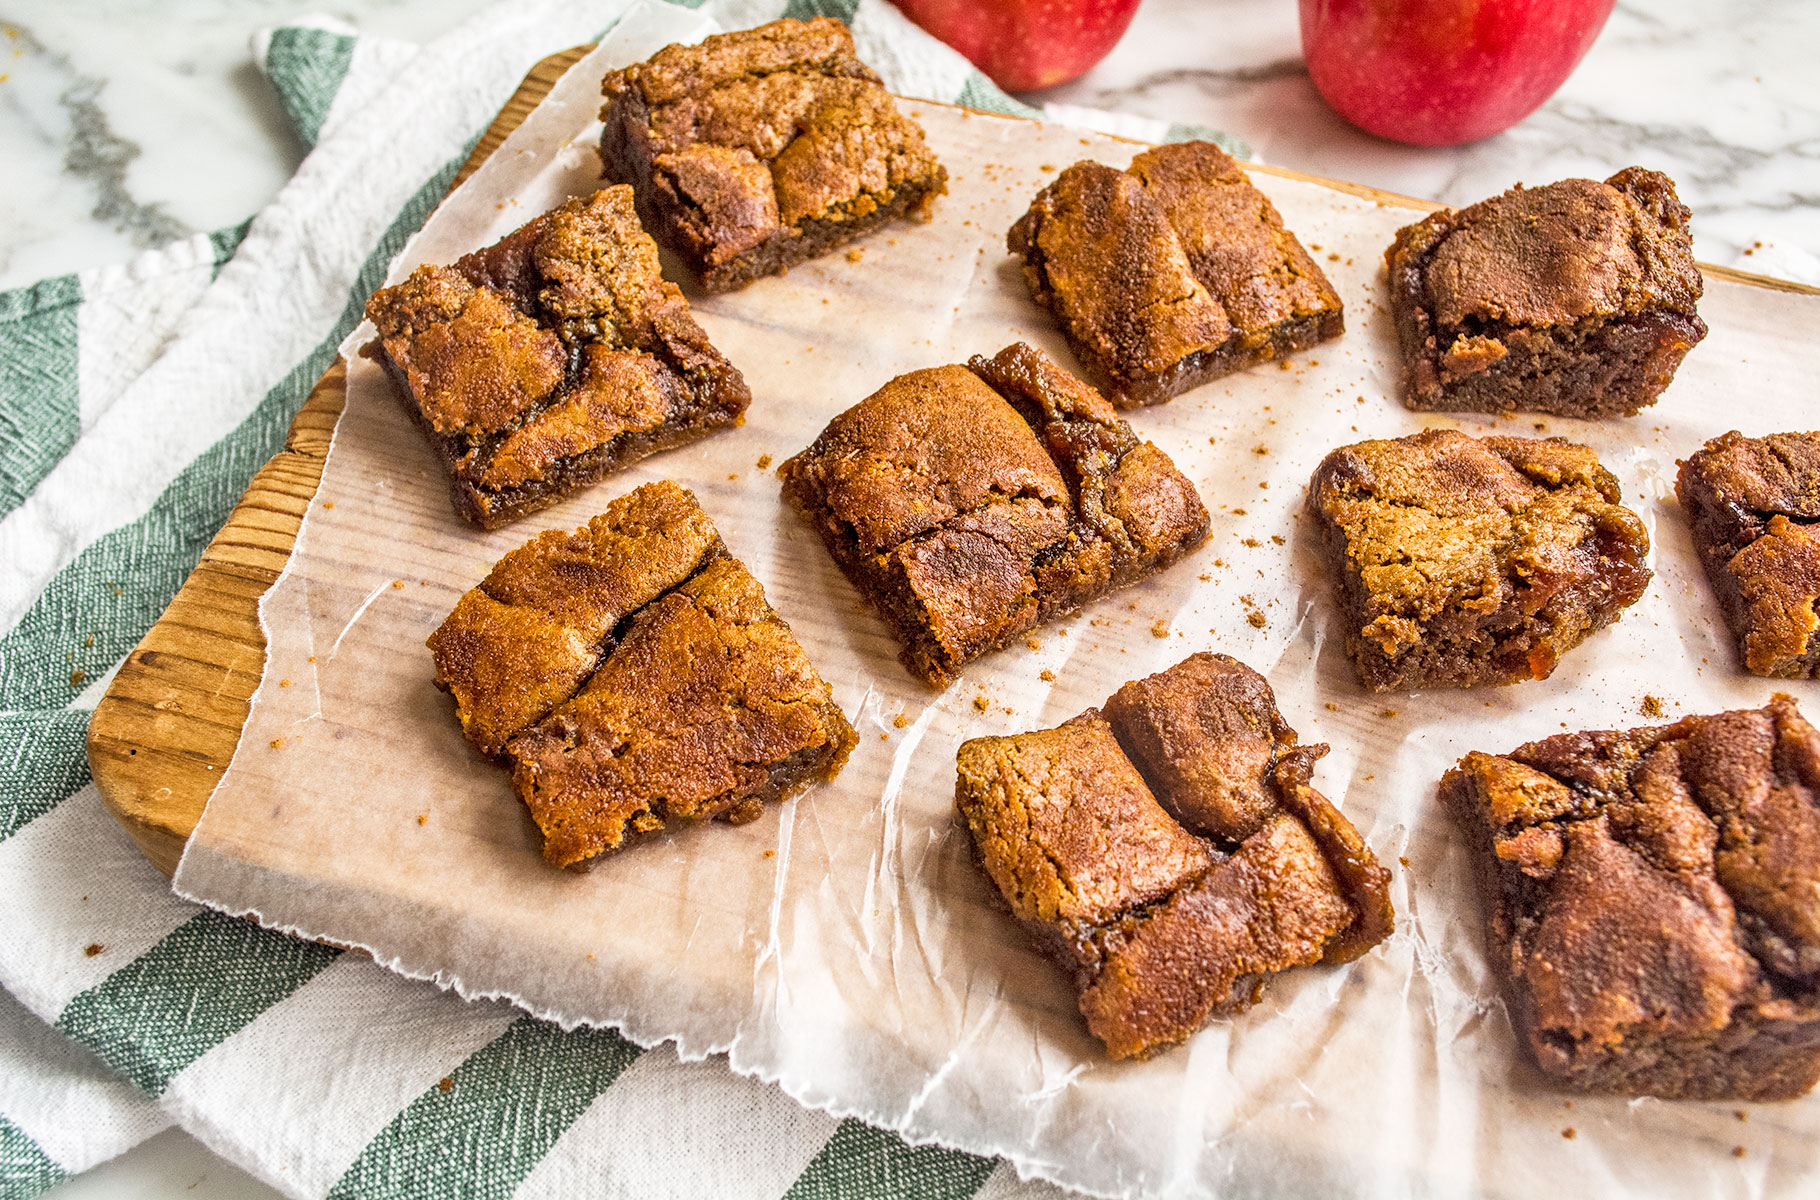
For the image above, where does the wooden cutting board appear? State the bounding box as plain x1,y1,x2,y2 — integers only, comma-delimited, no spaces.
85,46,1820,879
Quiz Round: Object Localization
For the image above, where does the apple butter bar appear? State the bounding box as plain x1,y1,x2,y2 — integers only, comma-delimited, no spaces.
778,342,1209,687
955,653,1394,1059
1307,428,1651,692
363,188,750,529
1007,140,1343,407
1385,168,1706,417
1676,430,1820,678
428,481,855,868
1441,696,1820,1100
599,17,948,293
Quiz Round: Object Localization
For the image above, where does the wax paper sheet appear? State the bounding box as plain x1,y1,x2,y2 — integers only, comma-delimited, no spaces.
172,14,1820,1197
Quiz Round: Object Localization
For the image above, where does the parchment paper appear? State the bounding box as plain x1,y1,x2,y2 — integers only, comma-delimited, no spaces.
174,12,1820,1197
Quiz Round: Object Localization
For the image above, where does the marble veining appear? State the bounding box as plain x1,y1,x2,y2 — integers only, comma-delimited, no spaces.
0,0,1815,289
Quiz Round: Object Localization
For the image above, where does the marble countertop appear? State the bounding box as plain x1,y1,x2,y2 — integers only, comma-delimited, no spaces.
4,0,1816,295
9,0,1818,1196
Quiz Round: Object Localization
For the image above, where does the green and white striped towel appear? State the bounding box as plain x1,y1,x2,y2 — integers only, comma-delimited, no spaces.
0,2,1237,1196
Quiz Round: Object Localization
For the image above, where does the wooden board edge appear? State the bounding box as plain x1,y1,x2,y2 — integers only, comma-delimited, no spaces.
85,40,1820,878
85,48,593,876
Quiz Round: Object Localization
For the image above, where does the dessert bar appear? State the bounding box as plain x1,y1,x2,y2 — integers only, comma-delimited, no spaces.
1306,428,1651,692
600,17,948,293
1007,140,1343,407
1385,168,1706,417
364,188,749,529
428,481,855,867
1441,696,1820,1099
1676,430,1820,677
955,652,1393,1059
778,342,1209,687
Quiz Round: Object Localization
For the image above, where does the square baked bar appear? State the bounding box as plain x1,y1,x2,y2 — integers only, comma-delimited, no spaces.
1007,141,1343,407
428,481,855,868
955,653,1394,1059
1441,696,1820,1100
1385,168,1707,417
1307,429,1651,692
1676,430,1820,678
364,188,750,529
599,17,948,293
778,342,1209,687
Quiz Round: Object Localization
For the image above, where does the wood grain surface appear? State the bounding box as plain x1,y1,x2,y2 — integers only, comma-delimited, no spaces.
85,44,1820,879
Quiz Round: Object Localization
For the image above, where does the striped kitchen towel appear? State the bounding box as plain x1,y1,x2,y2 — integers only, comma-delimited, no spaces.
0,2,1237,1196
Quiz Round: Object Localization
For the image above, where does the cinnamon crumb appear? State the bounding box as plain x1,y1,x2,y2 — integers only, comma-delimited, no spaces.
1150,620,1169,639
1381,709,1398,719
1251,444,1268,456
1732,1146,1746,1158
1040,669,1056,682
1241,537,1261,548
893,714,909,729
846,249,864,263
1399,856,1410,868
756,454,772,470
308,655,317,663
1561,1128,1576,1140
1198,573,1211,582
69,670,86,686
84,943,104,957
1325,703,1339,712
324,501,335,509
973,695,989,712
269,738,284,749
1246,611,1266,629
764,849,775,858
417,813,427,826
1640,695,1666,718
438,1078,454,1094
879,732,889,740
1026,637,1042,650
279,678,292,688
391,580,404,589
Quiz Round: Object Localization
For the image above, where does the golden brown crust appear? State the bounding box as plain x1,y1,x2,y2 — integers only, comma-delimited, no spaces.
599,17,947,292
1386,168,1706,417
955,652,1394,1059
364,189,749,528
1441,696,1820,1100
778,343,1208,686
1676,430,1820,677
1007,141,1342,407
1306,428,1651,692
428,482,854,867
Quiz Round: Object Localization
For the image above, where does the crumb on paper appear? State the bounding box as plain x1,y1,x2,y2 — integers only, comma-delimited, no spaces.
417,813,428,826
391,580,404,589
84,943,104,957
1231,508,1247,516
69,670,85,687
1252,444,1268,456
879,732,890,741
893,714,909,730
1381,709,1398,719
1641,695,1666,717
1198,573,1212,582
1040,669,1056,682
1326,703,1339,712
279,678,291,688
973,695,989,712
764,849,776,858
1561,1128,1576,1140
1241,537,1261,548
1246,611,1266,629
756,454,772,470
269,738,285,750
1271,535,1285,545
1399,856,1410,868
1150,620,1170,639
1026,637,1042,650
307,655,317,663
1733,1147,1746,1158
847,249,864,262
323,501,335,509
438,1078,454,1094
1735,1110,1748,1122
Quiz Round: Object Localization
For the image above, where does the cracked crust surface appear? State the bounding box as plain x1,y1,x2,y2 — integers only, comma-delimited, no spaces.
1676,430,1820,677
1307,428,1651,692
1007,141,1342,407
955,653,1394,1059
778,343,1209,686
600,16,947,293
1385,168,1707,417
364,189,750,528
1441,695,1820,1099
428,482,854,868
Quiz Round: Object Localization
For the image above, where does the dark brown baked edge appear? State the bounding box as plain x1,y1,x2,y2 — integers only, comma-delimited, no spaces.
366,347,745,530
1303,454,1651,692
599,96,946,295
1437,765,1820,1100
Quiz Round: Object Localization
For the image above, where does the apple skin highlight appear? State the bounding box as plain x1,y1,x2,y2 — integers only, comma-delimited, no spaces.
891,0,1142,92
1299,0,1616,146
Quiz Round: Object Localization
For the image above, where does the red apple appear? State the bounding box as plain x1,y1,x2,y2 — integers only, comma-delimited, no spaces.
1298,0,1616,146
890,0,1141,93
